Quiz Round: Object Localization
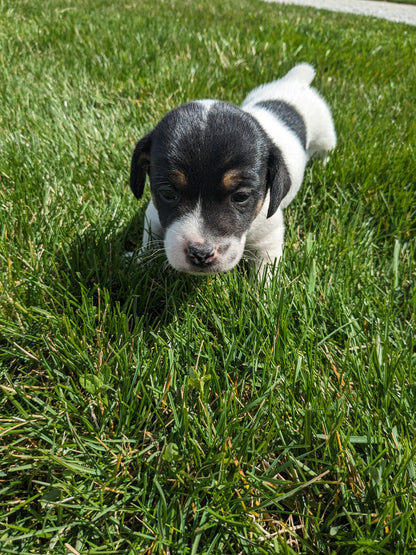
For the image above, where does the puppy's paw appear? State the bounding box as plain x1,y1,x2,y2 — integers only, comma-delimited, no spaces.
122,250,136,265
122,249,144,266
254,256,280,287
321,152,331,167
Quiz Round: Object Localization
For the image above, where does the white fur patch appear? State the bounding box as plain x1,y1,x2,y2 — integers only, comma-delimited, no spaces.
243,105,308,208
164,201,205,271
242,69,336,158
164,200,246,273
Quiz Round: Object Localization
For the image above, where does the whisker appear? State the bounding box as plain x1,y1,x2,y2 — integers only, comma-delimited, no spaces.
138,249,166,265
141,239,165,249
242,248,260,262
161,259,171,272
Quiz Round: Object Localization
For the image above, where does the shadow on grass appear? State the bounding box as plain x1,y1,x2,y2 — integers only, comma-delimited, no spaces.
56,210,202,329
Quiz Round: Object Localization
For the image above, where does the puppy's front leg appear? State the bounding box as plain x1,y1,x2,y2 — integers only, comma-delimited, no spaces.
141,200,164,249
253,243,284,285
246,209,285,285
125,201,164,266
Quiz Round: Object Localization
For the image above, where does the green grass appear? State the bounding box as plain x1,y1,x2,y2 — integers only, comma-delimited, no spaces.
0,0,415,553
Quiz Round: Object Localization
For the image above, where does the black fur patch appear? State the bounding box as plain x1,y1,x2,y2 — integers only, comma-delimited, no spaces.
145,101,273,233
130,99,291,239
256,100,307,149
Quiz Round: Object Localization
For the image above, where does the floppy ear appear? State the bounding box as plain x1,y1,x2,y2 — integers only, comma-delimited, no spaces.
266,145,291,218
130,132,153,199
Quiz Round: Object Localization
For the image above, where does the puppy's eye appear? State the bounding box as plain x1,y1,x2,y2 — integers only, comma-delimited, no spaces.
231,191,251,205
158,187,179,203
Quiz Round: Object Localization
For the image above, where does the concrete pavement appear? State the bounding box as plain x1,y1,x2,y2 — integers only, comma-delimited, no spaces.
264,0,416,25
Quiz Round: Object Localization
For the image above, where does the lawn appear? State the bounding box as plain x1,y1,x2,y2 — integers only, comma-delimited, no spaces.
0,0,415,553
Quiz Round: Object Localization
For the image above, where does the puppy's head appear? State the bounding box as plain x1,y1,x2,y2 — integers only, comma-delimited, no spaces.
130,100,290,274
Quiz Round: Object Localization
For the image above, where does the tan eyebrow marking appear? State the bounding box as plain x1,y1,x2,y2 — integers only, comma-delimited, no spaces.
222,170,241,189
171,170,188,188
255,198,264,216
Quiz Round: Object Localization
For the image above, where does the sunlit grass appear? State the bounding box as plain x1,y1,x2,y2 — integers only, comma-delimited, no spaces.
0,0,415,553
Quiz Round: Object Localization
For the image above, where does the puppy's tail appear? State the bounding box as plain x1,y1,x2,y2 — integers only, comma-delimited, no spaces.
283,63,316,85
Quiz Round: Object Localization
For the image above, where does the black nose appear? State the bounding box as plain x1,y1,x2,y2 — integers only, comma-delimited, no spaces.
186,242,216,266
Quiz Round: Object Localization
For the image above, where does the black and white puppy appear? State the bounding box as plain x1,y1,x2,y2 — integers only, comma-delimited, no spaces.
130,63,336,281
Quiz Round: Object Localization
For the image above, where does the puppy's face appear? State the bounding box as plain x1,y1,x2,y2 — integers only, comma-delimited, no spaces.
130,101,289,274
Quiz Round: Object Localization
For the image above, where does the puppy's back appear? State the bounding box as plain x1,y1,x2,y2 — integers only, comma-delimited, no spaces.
241,63,336,158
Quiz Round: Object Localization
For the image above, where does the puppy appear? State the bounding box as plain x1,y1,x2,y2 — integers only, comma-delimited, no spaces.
130,63,336,281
